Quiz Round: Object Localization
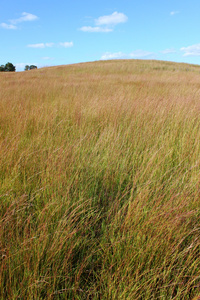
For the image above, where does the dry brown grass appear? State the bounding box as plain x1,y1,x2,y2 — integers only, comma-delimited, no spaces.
0,59,200,299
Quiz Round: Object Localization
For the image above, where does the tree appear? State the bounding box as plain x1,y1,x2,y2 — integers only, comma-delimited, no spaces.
24,65,37,71
4,62,16,72
0,63,16,72
24,65,30,71
0,65,5,72
29,65,37,70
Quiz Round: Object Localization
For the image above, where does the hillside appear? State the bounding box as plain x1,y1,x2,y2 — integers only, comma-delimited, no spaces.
1,60,200,299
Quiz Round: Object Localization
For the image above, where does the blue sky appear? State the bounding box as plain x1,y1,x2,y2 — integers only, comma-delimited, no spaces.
1,0,200,71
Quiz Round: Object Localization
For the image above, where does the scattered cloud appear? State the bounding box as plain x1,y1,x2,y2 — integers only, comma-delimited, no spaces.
15,63,27,70
27,42,73,49
27,43,52,48
101,50,154,60
80,11,128,33
129,50,155,58
45,43,54,47
170,11,179,16
101,52,125,60
1,12,38,29
161,48,176,54
180,44,200,56
0,23,17,30
80,26,113,32
95,12,128,26
42,57,54,60
15,62,37,71
59,42,73,48
10,12,38,24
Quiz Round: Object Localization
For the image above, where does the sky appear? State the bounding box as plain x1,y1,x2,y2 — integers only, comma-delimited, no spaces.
1,0,200,71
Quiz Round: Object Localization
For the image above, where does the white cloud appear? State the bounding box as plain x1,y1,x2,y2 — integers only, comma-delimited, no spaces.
0,23,17,30
27,43,54,48
10,12,38,24
27,43,46,48
15,63,37,71
1,12,38,30
80,26,113,32
59,42,73,48
95,11,128,26
180,44,200,56
129,50,154,58
45,43,54,47
161,48,176,54
101,52,125,60
101,50,154,60
170,11,179,16
80,11,128,33
27,42,73,49
15,63,27,70
42,57,54,60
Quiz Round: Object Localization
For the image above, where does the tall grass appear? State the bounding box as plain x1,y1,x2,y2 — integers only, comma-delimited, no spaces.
0,60,200,299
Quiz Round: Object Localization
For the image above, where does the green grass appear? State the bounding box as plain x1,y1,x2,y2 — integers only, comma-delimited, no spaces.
0,59,200,299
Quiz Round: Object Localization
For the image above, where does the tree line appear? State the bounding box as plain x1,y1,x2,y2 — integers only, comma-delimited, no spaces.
0,62,37,72
0,62,16,72
24,65,37,71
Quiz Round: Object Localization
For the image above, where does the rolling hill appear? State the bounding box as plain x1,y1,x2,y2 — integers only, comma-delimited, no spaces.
1,60,200,299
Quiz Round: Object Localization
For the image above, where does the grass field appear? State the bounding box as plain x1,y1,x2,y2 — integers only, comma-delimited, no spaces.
0,59,200,299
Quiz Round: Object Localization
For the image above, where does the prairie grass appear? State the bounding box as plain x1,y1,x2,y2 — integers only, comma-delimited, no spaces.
0,59,200,299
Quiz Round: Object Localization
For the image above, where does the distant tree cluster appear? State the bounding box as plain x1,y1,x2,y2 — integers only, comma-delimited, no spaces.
0,62,16,72
25,65,37,71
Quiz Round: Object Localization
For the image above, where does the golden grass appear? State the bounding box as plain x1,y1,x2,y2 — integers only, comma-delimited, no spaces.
0,59,200,299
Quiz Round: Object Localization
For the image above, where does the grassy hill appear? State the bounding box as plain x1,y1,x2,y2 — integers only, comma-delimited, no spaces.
1,60,200,299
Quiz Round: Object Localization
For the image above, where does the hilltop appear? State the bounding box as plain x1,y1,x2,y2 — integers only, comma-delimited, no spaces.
1,60,200,299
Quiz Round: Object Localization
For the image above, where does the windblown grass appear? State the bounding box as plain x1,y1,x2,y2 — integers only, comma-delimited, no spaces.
0,59,200,299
